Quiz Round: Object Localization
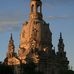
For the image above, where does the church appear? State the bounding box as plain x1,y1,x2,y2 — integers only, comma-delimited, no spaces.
3,0,69,74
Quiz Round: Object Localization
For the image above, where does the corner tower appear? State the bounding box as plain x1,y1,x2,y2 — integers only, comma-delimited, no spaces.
20,0,52,55
4,33,16,65
57,33,69,70
7,33,15,57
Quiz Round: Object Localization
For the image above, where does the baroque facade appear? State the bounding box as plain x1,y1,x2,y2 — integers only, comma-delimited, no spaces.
4,0,69,74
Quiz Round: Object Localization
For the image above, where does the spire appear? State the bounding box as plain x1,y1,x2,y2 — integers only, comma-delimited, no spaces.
8,33,15,53
10,33,13,41
59,32,63,43
30,0,42,19
58,32,64,52
60,32,62,39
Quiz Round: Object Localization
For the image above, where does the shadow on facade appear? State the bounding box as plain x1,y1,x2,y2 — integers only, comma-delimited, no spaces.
0,63,74,74
0,63,43,74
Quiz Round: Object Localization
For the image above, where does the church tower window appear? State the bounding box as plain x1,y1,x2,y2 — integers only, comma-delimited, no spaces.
37,5,40,13
31,4,34,13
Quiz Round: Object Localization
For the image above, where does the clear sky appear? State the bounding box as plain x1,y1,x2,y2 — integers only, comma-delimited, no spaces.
0,0,74,70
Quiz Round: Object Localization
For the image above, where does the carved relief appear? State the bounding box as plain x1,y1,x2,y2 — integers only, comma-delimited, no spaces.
18,48,25,57
31,40,37,49
8,57,20,65
32,53,39,64
32,27,38,40
18,48,27,64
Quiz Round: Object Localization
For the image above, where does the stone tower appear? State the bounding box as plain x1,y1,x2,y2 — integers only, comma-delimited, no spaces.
19,0,56,74
4,33,15,65
20,0,52,55
57,33,69,71
4,33,20,65
3,0,69,74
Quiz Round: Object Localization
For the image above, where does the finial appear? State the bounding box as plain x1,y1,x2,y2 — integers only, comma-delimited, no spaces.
60,32,62,39
10,33,13,40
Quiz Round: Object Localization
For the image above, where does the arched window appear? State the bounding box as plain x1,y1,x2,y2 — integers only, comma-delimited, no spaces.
37,5,40,13
31,5,34,12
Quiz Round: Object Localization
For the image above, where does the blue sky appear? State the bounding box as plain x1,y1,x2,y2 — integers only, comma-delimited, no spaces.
0,0,74,70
